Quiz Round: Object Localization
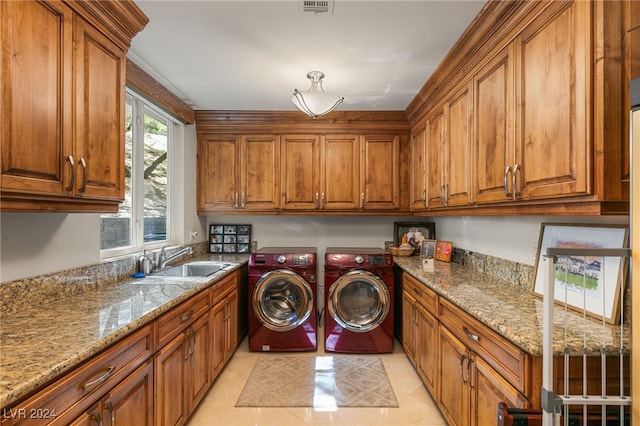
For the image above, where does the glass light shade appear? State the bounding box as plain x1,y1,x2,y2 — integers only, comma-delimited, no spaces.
291,71,344,119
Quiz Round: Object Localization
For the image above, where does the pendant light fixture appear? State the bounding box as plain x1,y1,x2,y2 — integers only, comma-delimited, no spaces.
291,71,344,119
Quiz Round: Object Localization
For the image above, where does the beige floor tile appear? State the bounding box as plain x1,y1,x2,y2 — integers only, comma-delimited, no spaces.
187,336,444,426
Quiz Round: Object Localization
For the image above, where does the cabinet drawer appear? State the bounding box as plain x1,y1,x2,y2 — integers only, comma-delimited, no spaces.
403,273,438,316
8,325,153,426
156,292,209,349
211,272,238,305
439,298,529,394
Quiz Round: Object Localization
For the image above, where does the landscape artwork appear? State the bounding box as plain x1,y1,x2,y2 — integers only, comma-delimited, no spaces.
532,223,628,323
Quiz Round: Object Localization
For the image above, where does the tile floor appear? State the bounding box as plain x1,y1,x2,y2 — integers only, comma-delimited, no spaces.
187,335,447,426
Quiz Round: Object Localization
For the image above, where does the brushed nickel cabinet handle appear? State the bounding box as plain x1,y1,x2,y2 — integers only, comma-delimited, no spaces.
180,309,194,322
65,155,75,193
321,192,325,209
444,184,449,206
463,326,479,342
79,157,87,192
460,355,468,384
315,192,319,209
241,192,245,208
82,364,116,392
234,192,238,208
503,166,512,197
361,192,365,209
513,163,521,197
104,401,115,425
90,412,102,426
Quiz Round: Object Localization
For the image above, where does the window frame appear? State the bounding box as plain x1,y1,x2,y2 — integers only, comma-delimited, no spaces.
100,87,181,259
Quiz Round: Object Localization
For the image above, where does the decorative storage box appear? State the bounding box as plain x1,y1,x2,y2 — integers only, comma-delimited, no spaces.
209,224,252,254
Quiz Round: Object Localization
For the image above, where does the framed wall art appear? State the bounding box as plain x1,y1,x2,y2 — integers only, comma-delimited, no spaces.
393,222,436,255
209,224,252,254
421,239,436,258
435,240,453,262
531,223,629,324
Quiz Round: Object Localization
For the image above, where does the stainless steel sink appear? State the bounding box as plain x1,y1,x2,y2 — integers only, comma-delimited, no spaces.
153,261,231,277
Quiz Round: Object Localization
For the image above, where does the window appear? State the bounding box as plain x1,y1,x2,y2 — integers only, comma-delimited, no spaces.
100,89,177,256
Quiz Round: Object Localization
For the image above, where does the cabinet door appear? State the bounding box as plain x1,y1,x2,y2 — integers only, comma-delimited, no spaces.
473,44,515,204
238,135,280,210
471,356,527,426
155,335,188,426
515,0,589,200
426,109,446,208
1,0,73,196
74,17,126,201
225,289,239,357
186,314,210,414
445,85,472,207
210,298,227,380
281,135,320,209
409,126,427,211
197,134,238,210
439,326,470,426
360,135,400,209
103,360,154,426
320,135,359,210
401,291,417,364
416,305,438,398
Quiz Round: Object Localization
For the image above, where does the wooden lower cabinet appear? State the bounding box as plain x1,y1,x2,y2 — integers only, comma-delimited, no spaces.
3,272,242,426
70,360,154,426
402,273,439,398
416,305,438,398
210,275,239,381
155,313,210,426
438,320,527,426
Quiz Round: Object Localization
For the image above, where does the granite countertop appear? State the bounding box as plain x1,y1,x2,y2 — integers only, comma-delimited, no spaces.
394,256,629,358
0,254,248,409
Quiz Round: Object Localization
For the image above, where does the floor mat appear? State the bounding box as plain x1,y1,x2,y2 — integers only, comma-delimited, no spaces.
235,356,399,408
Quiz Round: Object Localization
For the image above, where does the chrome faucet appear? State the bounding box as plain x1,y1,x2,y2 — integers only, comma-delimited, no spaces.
158,245,193,269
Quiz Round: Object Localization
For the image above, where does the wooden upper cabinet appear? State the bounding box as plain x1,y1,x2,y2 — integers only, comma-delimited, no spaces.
281,134,320,210
282,134,360,210
197,134,237,211
444,84,472,207
239,135,281,210
474,44,515,204
1,1,74,198
514,0,589,201
360,135,400,210
320,134,360,210
197,134,280,212
426,108,446,208
74,16,126,201
0,0,146,212
409,125,427,211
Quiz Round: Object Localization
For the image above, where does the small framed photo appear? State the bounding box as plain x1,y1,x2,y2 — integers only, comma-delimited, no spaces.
531,223,629,324
421,239,436,258
435,240,453,262
209,224,252,254
394,222,436,255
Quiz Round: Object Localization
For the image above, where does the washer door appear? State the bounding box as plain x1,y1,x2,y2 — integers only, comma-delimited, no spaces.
252,269,314,332
327,269,390,333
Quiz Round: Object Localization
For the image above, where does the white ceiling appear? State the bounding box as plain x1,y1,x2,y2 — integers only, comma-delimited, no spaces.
129,0,487,112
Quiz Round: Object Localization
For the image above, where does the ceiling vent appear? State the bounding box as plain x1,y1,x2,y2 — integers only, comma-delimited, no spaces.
299,0,334,15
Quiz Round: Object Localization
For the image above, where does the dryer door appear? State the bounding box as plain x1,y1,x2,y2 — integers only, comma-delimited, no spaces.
327,269,390,332
253,269,314,332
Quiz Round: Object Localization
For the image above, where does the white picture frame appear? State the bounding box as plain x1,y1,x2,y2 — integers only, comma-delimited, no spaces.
531,223,629,324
